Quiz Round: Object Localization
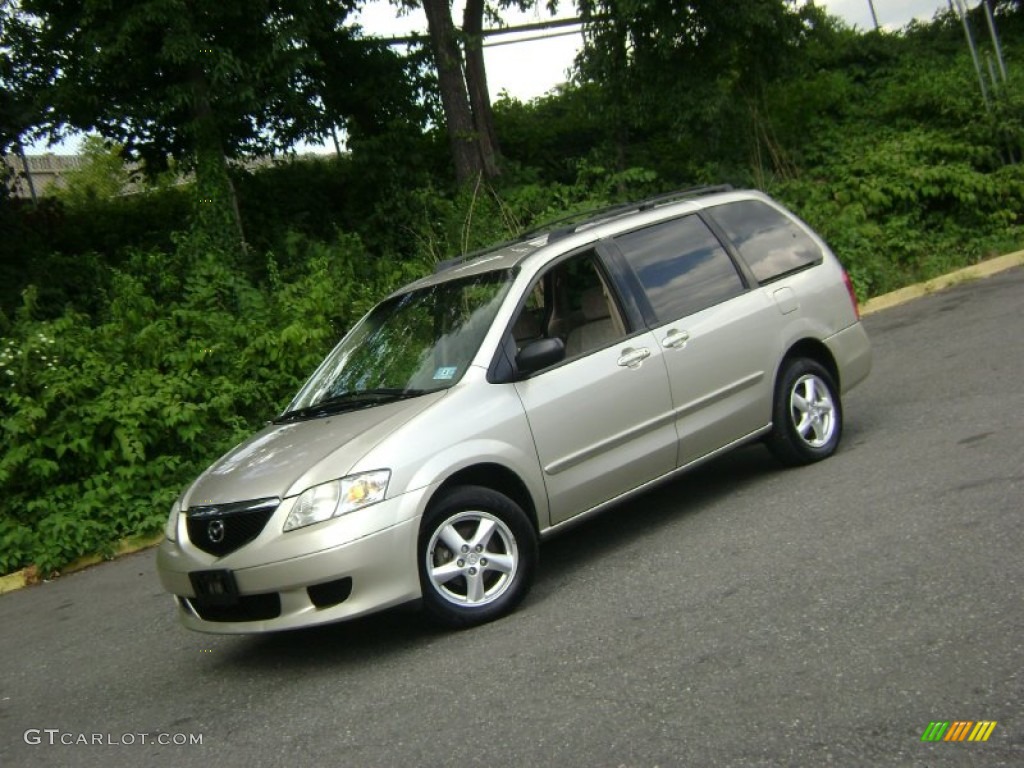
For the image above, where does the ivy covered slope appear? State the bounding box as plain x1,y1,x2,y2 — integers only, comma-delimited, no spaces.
0,232,427,576
763,16,1024,297
1,7,1023,577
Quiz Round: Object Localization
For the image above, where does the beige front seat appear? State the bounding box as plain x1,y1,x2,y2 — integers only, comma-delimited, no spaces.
565,288,618,357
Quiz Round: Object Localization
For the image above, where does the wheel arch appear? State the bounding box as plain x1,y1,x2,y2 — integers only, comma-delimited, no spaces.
778,338,841,391
428,463,541,534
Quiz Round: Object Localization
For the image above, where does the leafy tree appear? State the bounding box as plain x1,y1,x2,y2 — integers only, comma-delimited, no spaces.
493,84,605,183
266,5,427,153
573,0,808,179
5,0,404,250
992,0,1023,16
1,2,43,203
0,2,27,155
49,136,131,205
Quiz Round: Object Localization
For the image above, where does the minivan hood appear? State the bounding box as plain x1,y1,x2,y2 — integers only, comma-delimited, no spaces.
181,392,446,508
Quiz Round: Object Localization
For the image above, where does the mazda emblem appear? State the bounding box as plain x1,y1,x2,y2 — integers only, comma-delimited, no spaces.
208,519,226,544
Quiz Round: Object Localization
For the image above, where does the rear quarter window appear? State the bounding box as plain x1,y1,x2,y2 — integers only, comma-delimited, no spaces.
706,200,822,284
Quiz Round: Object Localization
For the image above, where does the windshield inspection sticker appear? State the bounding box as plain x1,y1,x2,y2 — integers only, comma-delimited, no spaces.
433,366,458,381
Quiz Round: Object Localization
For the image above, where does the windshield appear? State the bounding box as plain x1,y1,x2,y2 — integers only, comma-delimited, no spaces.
280,270,513,420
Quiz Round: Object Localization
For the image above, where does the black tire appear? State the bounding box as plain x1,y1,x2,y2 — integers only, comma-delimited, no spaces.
418,485,538,629
766,358,843,467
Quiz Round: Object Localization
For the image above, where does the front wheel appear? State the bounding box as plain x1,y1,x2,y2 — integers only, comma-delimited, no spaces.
418,486,538,628
766,358,843,466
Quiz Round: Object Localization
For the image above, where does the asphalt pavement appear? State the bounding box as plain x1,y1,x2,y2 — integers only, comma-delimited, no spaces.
1,267,1022,768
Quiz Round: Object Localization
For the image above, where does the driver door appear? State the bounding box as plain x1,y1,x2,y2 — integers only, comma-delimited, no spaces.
511,248,677,525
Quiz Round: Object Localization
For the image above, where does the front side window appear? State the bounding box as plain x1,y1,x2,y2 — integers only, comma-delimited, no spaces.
510,250,628,364
706,200,822,284
281,271,512,420
615,215,745,323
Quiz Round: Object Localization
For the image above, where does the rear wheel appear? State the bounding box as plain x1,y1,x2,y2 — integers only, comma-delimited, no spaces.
767,358,843,466
418,486,537,628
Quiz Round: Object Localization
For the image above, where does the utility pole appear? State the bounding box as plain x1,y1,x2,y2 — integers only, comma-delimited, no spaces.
867,0,880,31
982,0,1008,83
952,0,991,108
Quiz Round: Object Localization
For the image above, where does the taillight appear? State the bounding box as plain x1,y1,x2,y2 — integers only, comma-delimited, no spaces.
841,269,861,320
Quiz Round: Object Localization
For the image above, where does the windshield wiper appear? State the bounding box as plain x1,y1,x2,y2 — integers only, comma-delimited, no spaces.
276,388,429,422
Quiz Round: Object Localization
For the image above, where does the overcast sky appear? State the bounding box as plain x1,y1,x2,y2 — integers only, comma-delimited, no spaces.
822,0,954,30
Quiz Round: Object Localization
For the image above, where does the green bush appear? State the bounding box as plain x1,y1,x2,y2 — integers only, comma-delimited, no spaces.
0,230,416,575
771,126,1024,298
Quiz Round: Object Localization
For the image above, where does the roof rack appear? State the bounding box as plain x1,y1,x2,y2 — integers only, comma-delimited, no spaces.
432,236,530,274
433,183,735,273
521,184,734,242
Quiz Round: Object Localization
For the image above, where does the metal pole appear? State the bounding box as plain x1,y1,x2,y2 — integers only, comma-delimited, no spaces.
954,0,991,108
867,0,880,31
982,0,1008,83
986,51,999,93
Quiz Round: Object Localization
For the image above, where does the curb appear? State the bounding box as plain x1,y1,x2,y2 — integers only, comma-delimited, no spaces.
860,250,1024,316
1,250,1022,596
0,533,164,596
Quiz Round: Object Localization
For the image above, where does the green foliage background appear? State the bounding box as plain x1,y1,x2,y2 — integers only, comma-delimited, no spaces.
0,231,427,574
2,9,1023,576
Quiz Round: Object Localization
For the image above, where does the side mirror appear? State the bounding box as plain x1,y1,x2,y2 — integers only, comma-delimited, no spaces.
515,337,565,377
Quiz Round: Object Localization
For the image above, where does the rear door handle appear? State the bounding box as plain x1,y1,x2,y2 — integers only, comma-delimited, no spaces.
617,347,651,368
662,329,690,349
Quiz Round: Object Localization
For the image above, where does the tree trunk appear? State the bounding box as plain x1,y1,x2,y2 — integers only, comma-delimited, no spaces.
462,0,500,178
608,15,631,188
422,0,483,185
188,63,247,255
15,141,38,203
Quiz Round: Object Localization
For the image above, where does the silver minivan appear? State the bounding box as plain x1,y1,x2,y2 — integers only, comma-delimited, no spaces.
157,187,871,632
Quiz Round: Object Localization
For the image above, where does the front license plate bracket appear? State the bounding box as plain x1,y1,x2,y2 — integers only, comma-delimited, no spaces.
189,569,240,606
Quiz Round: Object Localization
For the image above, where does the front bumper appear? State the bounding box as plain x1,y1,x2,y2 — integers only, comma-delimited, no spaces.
156,489,428,634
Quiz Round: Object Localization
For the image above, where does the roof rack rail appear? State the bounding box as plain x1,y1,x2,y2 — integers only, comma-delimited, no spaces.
432,183,736,273
635,184,734,211
432,233,531,274
433,255,464,273
521,183,734,241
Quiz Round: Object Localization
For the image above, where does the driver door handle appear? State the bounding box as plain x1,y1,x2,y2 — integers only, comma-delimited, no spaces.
617,347,651,368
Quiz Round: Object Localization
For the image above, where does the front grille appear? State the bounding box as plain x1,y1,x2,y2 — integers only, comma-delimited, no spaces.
186,592,281,622
186,497,279,557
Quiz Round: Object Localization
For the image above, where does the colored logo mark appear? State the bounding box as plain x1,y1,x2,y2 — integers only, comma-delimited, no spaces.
921,721,997,742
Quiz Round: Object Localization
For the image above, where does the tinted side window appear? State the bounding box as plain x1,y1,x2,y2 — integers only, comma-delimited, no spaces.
615,215,745,322
706,200,822,284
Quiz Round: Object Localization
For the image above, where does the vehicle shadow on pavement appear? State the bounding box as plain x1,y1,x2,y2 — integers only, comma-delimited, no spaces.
528,443,778,602
216,601,443,669
213,444,781,670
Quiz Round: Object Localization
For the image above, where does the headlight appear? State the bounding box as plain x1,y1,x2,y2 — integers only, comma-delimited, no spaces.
164,499,181,542
283,470,390,532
